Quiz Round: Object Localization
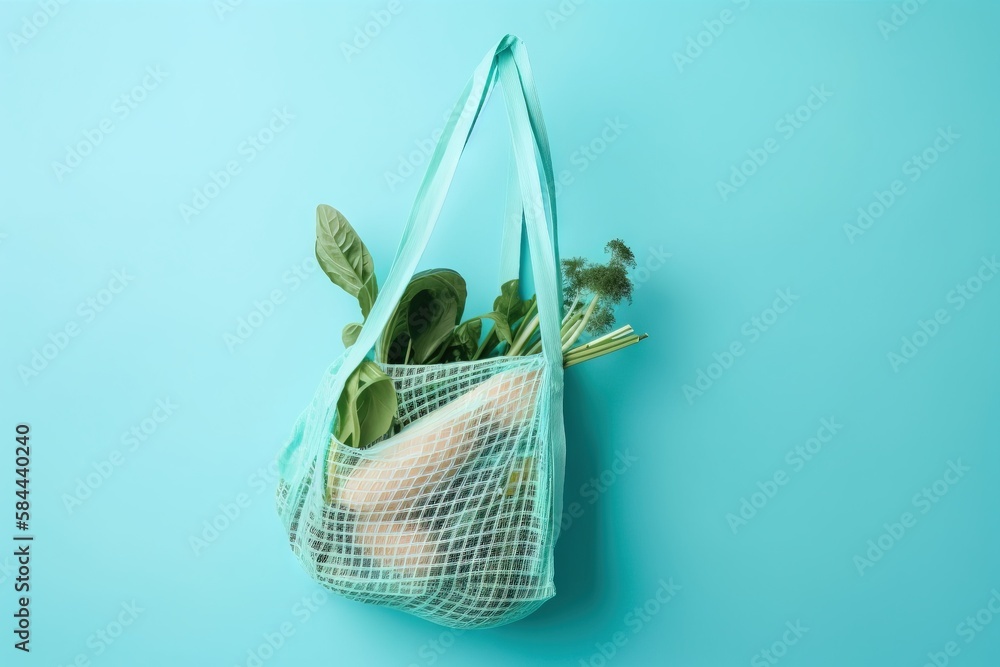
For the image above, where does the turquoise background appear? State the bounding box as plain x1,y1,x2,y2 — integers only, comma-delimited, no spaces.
2,1,998,666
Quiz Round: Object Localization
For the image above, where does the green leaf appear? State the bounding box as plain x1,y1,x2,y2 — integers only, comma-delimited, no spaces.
493,279,525,325
407,286,464,364
443,318,483,362
334,360,398,449
377,269,467,364
342,322,362,348
357,275,377,320
452,280,523,360
315,205,379,319
480,312,513,346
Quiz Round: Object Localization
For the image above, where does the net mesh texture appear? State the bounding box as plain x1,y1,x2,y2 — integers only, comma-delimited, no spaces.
276,353,557,629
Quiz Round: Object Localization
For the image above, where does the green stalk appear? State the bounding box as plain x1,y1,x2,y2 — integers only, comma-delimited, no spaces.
569,324,634,353
522,299,538,326
564,295,580,320
506,291,647,364
561,305,584,337
564,333,647,367
508,300,539,356
473,329,497,360
525,306,579,355
564,325,639,360
563,315,589,349
508,312,539,356
562,296,598,351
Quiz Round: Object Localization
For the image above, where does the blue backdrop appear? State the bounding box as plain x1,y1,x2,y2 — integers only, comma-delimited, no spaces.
2,1,998,666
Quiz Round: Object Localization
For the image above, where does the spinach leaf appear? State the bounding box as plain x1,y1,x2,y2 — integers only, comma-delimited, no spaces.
479,312,512,345
377,269,467,364
341,322,363,348
334,360,398,449
493,279,526,326
315,205,379,319
443,318,483,362
459,280,525,359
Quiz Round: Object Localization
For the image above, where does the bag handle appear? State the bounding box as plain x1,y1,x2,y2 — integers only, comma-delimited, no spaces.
498,42,561,287
341,35,563,379
495,45,568,537
495,48,563,363
498,156,523,284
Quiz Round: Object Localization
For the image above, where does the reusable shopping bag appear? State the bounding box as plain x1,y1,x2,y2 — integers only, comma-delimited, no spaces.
276,34,567,629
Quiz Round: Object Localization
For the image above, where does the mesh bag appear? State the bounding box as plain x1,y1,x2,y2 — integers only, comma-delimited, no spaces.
275,35,568,629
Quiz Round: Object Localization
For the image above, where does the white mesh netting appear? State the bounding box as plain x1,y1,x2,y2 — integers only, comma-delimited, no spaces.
276,354,557,629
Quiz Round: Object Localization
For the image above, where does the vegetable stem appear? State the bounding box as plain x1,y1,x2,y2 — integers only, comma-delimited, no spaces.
565,295,580,317
570,324,633,352
560,306,583,337
563,333,647,367
473,330,496,360
562,296,598,351
509,312,539,356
